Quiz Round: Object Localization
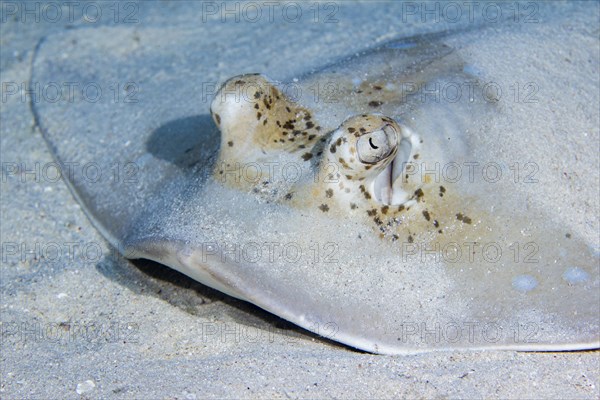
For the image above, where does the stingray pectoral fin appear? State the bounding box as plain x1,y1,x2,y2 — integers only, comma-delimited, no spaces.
127,239,252,301
290,28,469,130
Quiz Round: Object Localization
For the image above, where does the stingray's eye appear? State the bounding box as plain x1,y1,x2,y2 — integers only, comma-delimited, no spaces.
356,124,398,164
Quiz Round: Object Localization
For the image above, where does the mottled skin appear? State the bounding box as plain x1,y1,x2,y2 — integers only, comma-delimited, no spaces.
211,74,479,243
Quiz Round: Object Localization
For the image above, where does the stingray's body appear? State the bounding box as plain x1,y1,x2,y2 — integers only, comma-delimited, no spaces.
33,24,599,354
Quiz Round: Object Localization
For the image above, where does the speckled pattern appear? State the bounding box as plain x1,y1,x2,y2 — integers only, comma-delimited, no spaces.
1,1,599,398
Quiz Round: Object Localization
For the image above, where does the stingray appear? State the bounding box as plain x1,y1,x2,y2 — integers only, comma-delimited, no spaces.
31,25,599,354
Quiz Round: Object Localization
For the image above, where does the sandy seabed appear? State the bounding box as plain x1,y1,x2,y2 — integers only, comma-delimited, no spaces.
1,1,598,398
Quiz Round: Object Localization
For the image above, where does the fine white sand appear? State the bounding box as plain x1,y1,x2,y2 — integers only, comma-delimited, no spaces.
1,1,598,398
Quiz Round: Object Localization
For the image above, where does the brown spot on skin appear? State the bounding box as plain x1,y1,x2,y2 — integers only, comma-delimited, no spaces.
325,189,334,198
565,233,571,238
398,205,405,212
316,126,322,131
345,174,353,180
433,220,439,228
350,203,357,210
374,85,382,90
308,134,316,140
319,204,329,212
227,141,234,147
373,217,382,225
348,127,356,133
422,210,431,221
299,144,306,149
285,193,293,200
408,235,414,243
369,100,383,107
456,213,472,224
286,106,291,113
215,113,221,125
257,112,262,120
254,103,259,109
302,153,313,161
440,186,446,193
293,130,302,136
263,119,268,125
306,121,314,129
381,206,389,214
392,234,399,241
235,80,246,85
360,127,366,134
367,209,377,216
254,91,261,99
330,144,337,153
413,154,419,160
414,188,424,199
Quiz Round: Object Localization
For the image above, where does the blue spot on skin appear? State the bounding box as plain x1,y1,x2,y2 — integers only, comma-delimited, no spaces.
463,64,484,78
512,275,538,293
562,267,589,284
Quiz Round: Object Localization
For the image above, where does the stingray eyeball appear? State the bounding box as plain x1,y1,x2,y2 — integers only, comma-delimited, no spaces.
356,124,398,165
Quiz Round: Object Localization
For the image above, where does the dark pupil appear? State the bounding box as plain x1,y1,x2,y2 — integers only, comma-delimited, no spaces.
368,137,379,149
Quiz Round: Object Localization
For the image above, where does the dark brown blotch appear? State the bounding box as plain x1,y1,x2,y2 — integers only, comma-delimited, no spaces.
422,210,431,221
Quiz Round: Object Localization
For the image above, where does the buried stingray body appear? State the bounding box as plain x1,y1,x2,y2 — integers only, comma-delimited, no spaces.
33,25,599,354
211,74,485,246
